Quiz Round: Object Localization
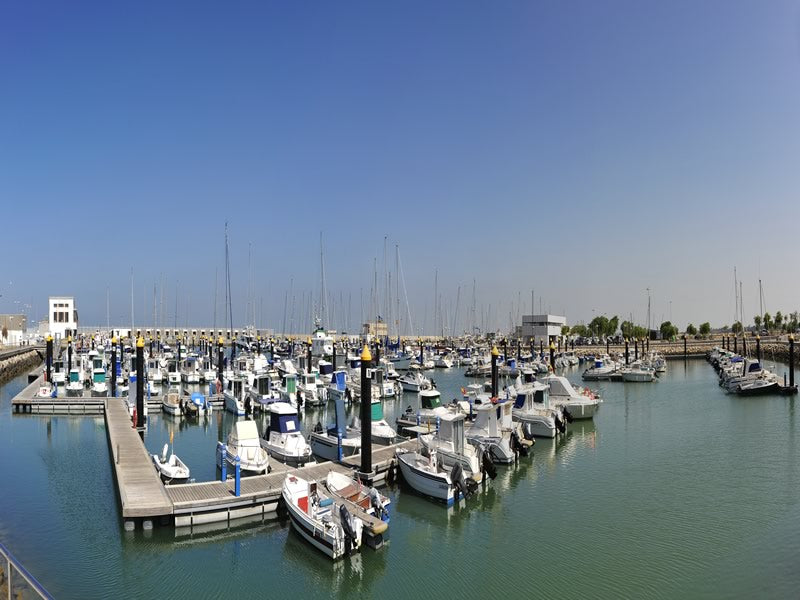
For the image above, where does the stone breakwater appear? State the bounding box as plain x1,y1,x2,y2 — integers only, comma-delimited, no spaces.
0,348,44,384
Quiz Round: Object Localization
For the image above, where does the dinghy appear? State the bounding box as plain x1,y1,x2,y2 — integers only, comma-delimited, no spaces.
152,442,190,482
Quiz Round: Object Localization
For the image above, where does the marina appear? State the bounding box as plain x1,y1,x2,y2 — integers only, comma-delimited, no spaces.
3,2,800,597
1,338,800,598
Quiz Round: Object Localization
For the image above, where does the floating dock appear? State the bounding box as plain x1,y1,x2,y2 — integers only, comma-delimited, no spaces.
105,397,173,524
10,370,416,530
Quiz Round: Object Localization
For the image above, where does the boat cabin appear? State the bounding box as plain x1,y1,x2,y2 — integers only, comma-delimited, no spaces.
268,402,300,435
438,413,466,454
227,377,245,398
420,389,442,409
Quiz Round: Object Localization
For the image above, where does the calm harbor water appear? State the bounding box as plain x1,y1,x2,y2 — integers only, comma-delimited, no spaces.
1,361,799,599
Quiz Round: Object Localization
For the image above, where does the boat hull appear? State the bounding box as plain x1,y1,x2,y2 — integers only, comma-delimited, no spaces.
396,452,455,506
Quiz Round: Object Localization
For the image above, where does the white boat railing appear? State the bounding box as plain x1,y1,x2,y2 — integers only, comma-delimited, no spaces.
0,541,54,600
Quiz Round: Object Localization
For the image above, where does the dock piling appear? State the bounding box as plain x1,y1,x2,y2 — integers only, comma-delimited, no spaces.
490,346,498,397
220,444,227,481
111,337,117,398
45,335,53,383
625,339,629,365
549,341,555,370
360,345,373,478
790,335,795,388
756,335,761,362
235,456,241,497
136,337,144,429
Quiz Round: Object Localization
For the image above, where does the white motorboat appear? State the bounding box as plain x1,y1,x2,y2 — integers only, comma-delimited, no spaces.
512,380,563,439
162,391,182,416
260,402,315,467
308,398,360,461
327,370,350,404
218,421,270,474
52,359,66,384
434,354,454,369
419,412,485,481
146,358,164,383
282,474,363,560
582,357,618,381
181,357,201,384
152,442,190,482
351,397,398,446
398,371,432,393
223,374,250,416
396,449,476,506
66,366,84,397
465,399,517,464
544,375,600,420
621,361,656,382
166,359,181,384
298,371,328,407
91,367,108,397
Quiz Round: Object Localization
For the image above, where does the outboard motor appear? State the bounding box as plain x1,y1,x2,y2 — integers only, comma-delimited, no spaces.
244,396,252,416
510,429,529,458
386,457,398,486
450,462,470,499
562,405,574,423
481,447,498,480
313,421,323,434
369,487,388,521
555,413,566,433
339,504,357,556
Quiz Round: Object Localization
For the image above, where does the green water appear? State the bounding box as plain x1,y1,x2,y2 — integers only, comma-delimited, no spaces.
1,361,799,599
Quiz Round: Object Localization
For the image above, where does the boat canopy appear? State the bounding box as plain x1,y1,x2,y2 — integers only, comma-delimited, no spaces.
69,370,80,383
230,421,260,447
270,405,300,434
190,392,205,406
548,376,578,398
333,371,347,391
284,373,297,394
420,390,441,409
371,400,383,421
318,361,334,376
92,370,106,383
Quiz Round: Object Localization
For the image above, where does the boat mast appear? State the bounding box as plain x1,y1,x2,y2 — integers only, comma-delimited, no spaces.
130,268,134,336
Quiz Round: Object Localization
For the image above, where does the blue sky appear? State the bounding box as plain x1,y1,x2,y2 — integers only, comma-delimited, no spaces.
2,1,799,333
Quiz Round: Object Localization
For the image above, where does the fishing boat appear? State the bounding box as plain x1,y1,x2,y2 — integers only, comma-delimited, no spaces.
543,375,601,420
90,366,108,397
582,356,618,381
146,357,164,383
282,474,363,560
465,400,517,463
223,374,250,416
52,359,66,384
166,359,181,384
395,449,476,506
184,391,210,418
181,356,201,384
351,397,398,445
512,380,563,439
418,412,485,481
217,421,270,474
66,366,84,397
152,442,190,482
260,402,315,467
737,375,779,396
398,371,432,393
621,361,656,382
308,397,360,461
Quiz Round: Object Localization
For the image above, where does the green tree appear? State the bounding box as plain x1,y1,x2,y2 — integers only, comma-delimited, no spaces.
686,323,697,336
571,324,589,337
659,321,678,340
763,312,772,332
754,315,762,331
732,321,743,334
775,311,783,330
621,320,635,339
632,325,648,339
561,325,571,336
1,325,7,342
699,322,711,336
588,316,609,337
606,316,619,337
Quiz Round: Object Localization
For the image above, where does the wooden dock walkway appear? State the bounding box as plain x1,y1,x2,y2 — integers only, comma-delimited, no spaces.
166,460,351,527
105,398,173,521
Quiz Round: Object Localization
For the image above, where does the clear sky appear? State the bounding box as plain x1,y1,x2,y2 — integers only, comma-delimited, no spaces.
2,1,799,334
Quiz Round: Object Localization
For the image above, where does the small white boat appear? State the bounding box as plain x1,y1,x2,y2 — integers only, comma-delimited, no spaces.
260,402,315,467
398,371,431,393
621,361,656,382
282,474,363,560
152,443,190,482
162,391,182,416
224,375,249,416
218,421,270,474
419,412,484,480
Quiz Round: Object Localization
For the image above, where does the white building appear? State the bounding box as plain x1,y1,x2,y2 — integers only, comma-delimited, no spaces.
0,314,27,346
48,296,78,340
519,314,567,344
